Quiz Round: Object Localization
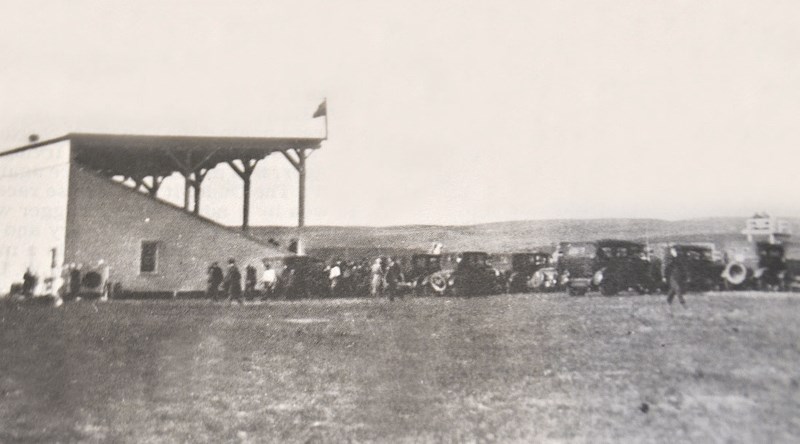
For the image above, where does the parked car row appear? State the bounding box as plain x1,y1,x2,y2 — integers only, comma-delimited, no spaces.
522,239,796,296
270,238,799,298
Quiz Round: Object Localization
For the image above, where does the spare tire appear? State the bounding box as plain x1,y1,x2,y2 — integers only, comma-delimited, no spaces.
429,274,448,295
530,270,545,290
723,262,748,286
82,271,102,289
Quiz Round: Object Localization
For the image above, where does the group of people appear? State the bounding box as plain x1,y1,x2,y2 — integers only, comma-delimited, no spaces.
5,261,112,308
207,256,412,301
206,258,277,303
325,256,406,300
12,261,110,298
370,257,405,300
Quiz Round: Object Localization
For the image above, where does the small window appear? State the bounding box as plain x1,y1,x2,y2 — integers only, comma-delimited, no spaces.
140,241,159,273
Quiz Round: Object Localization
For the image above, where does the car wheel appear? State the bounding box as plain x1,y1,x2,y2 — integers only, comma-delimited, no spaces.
568,286,587,296
600,282,617,296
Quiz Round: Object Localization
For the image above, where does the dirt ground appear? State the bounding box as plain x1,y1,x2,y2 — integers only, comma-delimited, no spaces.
1,292,799,443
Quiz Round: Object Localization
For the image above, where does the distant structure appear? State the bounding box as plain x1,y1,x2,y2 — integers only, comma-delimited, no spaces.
0,132,324,295
741,212,792,244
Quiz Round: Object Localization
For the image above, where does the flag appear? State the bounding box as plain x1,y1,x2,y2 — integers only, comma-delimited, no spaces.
312,100,327,118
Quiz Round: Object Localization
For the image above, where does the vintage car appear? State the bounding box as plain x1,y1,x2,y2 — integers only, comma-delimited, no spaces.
720,241,788,290
506,252,555,293
784,242,800,291
429,251,503,296
653,244,724,293
557,240,658,296
530,266,559,292
405,253,443,294
276,255,328,298
555,241,595,296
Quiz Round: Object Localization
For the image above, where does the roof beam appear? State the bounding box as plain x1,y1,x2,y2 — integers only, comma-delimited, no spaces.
281,150,300,172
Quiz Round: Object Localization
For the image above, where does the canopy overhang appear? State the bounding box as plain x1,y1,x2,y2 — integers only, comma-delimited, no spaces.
67,133,323,178
1,132,323,229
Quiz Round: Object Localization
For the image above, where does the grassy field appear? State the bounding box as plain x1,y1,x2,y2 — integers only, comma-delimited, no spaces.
1,292,799,443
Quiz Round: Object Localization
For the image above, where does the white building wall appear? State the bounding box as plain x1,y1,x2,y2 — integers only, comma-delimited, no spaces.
65,166,285,293
0,141,71,295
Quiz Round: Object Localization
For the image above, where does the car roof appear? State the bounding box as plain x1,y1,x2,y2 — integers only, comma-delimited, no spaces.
672,244,711,251
561,241,595,247
596,239,644,248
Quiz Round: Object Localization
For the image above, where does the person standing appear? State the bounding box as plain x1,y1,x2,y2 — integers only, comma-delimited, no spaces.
69,264,82,300
329,261,342,297
22,268,37,297
245,264,258,300
98,260,110,301
283,268,296,300
261,260,277,300
207,262,224,301
385,258,404,301
370,258,384,297
225,259,243,304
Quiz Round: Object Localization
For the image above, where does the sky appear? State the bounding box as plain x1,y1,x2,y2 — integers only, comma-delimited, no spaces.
1,0,798,226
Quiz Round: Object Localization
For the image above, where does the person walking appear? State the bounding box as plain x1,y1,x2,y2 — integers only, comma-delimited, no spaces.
207,262,224,301
666,263,688,307
341,261,354,296
225,258,243,304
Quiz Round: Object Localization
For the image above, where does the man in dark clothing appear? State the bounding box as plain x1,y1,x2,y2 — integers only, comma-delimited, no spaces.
666,264,688,306
22,269,37,296
207,262,224,301
225,259,243,304
245,264,257,300
385,258,404,302
69,266,82,300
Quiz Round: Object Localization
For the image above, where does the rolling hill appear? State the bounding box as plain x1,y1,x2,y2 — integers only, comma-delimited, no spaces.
247,217,799,258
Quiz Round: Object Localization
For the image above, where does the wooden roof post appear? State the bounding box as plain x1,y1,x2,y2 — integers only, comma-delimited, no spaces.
298,148,306,228
228,158,260,231
280,149,308,228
